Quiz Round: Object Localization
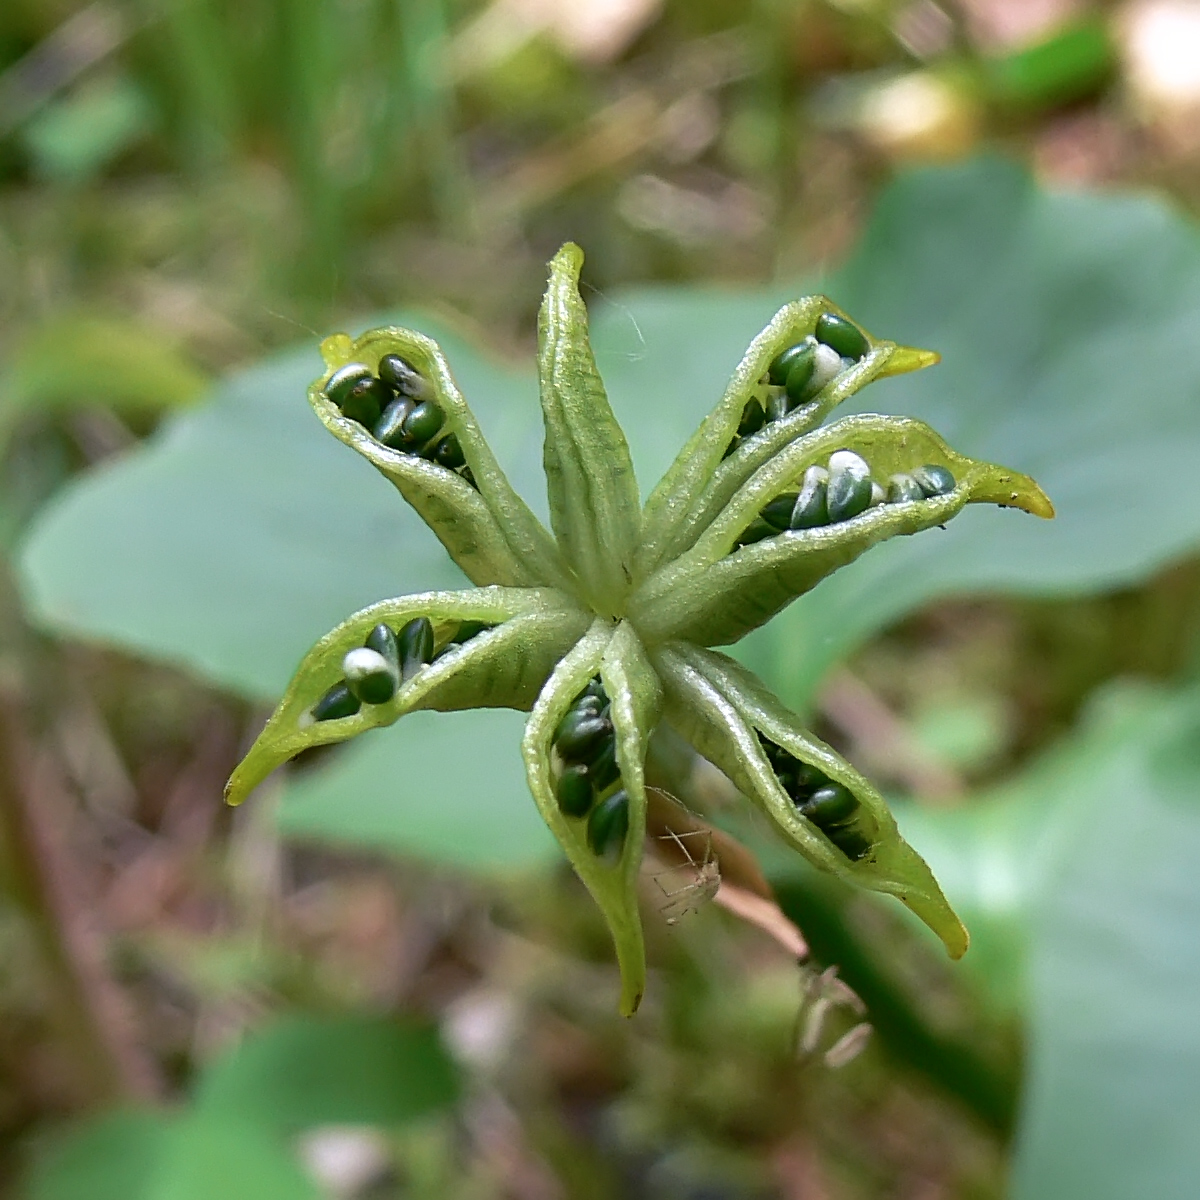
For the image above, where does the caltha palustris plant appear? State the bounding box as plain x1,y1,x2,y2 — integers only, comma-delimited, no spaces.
226,244,1053,1016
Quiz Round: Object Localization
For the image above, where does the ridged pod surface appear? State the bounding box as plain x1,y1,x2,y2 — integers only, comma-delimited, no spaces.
227,244,1053,1015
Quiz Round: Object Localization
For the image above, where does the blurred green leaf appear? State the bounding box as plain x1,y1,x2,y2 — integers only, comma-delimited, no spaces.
0,312,208,447
21,74,156,182
983,19,1115,113
192,1013,460,1134
25,1110,169,1200
278,709,557,869
148,1115,321,1200
895,682,1200,1198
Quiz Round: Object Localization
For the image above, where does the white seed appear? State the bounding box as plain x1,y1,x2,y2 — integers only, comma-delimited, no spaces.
828,449,871,480
342,646,395,682
810,342,843,392
869,481,887,507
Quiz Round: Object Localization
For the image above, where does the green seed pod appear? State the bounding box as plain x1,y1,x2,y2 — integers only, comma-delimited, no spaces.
340,377,388,428
325,363,373,407
911,463,956,497
554,711,613,763
815,312,869,360
556,763,594,817
374,397,417,448
799,782,859,827
377,353,426,397
887,472,925,503
402,401,444,447
451,619,490,644
737,399,766,437
397,616,434,682
767,340,813,386
433,433,466,469
736,517,778,547
825,449,873,523
761,491,799,531
587,788,629,858
790,465,829,530
312,681,362,721
364,623,400,671
342,647,398,705
588,735,621,791
784,345,818,404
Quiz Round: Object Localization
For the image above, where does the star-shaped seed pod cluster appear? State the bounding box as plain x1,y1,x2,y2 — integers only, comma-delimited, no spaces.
226,244,1053,1016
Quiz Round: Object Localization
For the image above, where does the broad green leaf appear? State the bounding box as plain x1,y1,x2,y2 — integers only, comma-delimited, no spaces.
277,710,558,870
311,327,569,590
537,244,640,615
225,588,587,805
591,157,1200,706
24,1110,170,1200
147,1115,321,1200
635,297,939,575
192,1014,460,1133
631,414,1051,647
18,316,541,701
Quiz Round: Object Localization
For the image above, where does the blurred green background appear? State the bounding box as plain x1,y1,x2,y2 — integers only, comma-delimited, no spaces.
4,0,1200,1197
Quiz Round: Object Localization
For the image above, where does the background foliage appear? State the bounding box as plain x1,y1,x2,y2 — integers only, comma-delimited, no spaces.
3,1,1200,1197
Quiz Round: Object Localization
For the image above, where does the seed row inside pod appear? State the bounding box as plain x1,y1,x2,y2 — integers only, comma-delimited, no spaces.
736,450,956,548
757,733,872,861
323,353,477,489
311,616,496,722
551,677,629,859
724,312,870,460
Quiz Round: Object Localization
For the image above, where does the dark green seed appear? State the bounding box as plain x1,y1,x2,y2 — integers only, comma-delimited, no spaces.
559,695,603,733
790,467,829,530
365,623,400,671
589,737,620,791
377,353,425,397
342,647,398,705
459,466,477,489
737,399,766,437
887,473,924,504
451,619,490,644
398,616,434,682
433,433,465,469
313,681,361,721
799,783,859,827
768,341,812,386
402,401,444,447
761,491,799,531
827,826,871,861
554,712,613,763
911,463,956,497
784,345,818,404
325,363,373,407
582,677,607,701
556,764,594,817
815,312,869,360
736,517,777,548
587,789,629,857
374,397,416,447
826,450,873,523
790,761,829,800
340,377,388,428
